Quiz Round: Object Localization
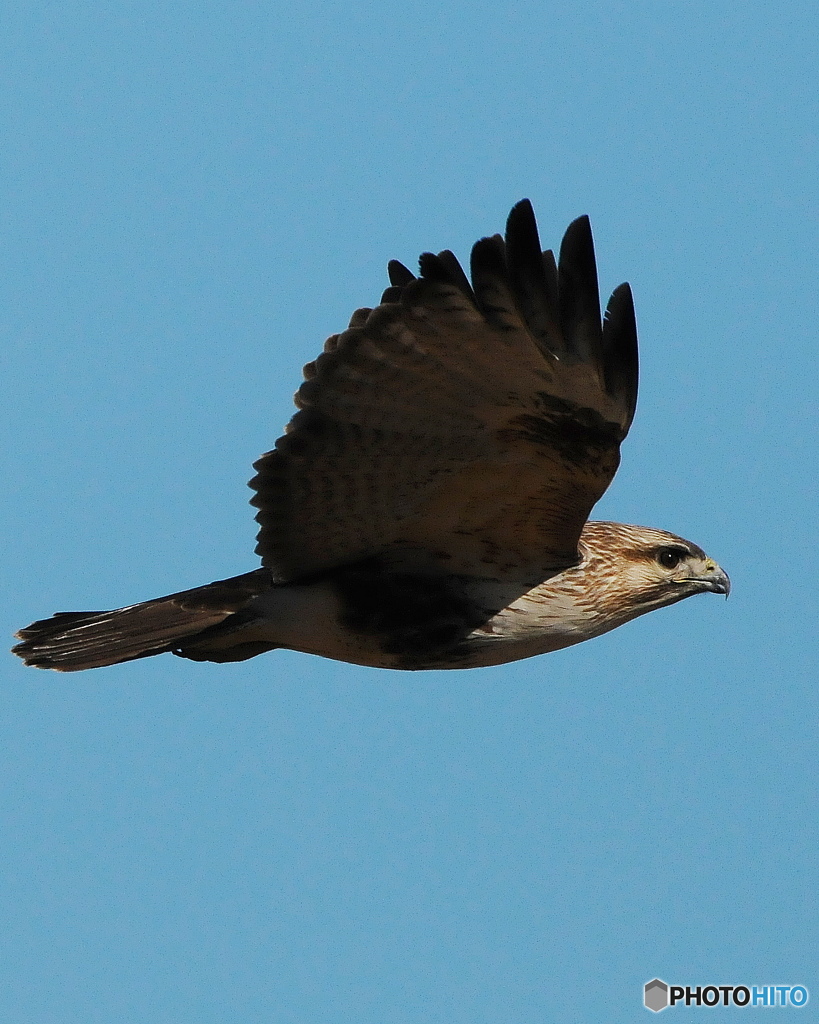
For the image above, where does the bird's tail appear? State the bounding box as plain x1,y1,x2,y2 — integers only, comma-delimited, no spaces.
12,569,275,671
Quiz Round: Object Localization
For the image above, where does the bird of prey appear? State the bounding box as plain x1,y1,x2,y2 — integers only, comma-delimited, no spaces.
13,200,729,673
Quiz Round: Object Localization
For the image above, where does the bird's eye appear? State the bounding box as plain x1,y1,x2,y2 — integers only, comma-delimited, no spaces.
658,548,684,569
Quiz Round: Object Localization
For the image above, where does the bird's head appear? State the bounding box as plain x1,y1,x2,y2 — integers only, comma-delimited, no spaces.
578,521,730,621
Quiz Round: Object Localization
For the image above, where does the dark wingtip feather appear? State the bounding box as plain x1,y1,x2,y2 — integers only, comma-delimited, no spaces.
469,233,511,323
558,215,603,362
558,215,596,289
602,282,639,427
415,251,476,306
504,198,563,349
388,260,415,287
541,249,559,314
417,251,449,281
505,198,536,236
435,249,476,303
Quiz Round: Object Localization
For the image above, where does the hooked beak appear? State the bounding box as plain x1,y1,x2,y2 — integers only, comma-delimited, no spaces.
681,559,731,598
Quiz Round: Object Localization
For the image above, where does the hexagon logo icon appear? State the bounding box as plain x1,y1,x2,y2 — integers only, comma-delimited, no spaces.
644,978,669,1012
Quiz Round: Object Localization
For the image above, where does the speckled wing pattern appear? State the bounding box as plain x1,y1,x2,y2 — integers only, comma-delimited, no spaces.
249,200,638,584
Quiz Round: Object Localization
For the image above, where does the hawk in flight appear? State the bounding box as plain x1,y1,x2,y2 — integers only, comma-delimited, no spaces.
13,200,729,672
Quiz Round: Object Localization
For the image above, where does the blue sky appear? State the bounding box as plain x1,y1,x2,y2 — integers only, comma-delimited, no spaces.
2,1,817,1020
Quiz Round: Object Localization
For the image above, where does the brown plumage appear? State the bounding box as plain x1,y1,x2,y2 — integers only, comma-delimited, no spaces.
13,201,729,673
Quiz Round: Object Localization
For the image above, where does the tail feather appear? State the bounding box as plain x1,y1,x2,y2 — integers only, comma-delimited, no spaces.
12,569,273,671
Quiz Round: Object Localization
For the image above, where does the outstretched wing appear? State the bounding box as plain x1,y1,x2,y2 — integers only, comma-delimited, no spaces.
250,200,638,583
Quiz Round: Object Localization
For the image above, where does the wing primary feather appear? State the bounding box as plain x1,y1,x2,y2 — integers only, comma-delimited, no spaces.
558,215,604,366
434,249,477,304
418,251,451,282
415,250,478,306
469,233,519,327
602,282,639,427
504,199,563,353
388,260,415,287
541,249,559,315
